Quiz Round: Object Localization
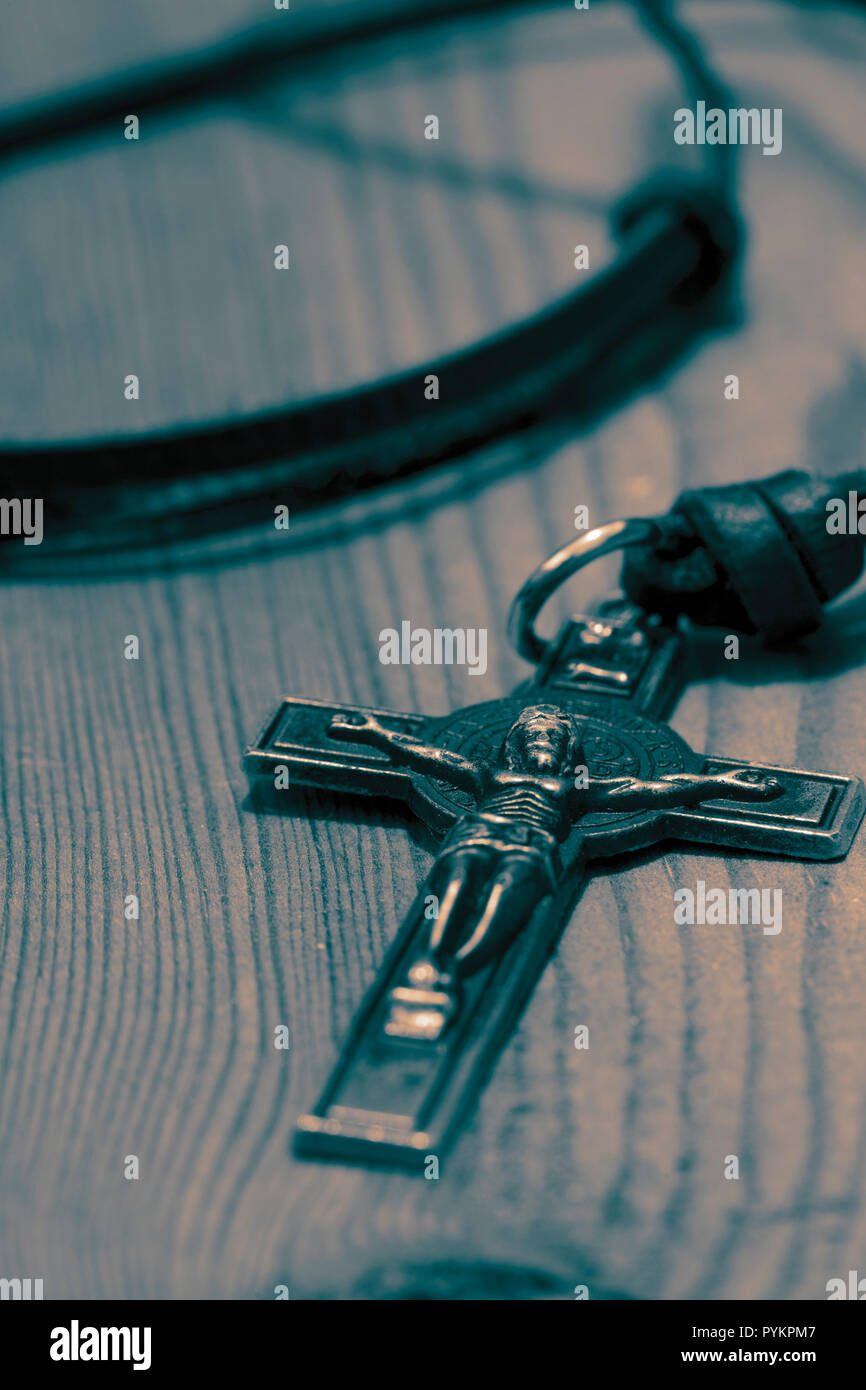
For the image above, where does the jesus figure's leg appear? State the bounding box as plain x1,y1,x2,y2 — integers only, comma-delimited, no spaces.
451,857,546,977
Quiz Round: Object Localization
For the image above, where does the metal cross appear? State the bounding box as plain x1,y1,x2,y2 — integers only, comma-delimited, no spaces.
245,598,864,1171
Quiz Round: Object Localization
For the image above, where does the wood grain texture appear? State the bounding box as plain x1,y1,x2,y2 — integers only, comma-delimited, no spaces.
1,1,866,1299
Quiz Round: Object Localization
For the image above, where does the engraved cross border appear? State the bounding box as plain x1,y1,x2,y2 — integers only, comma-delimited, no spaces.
244,608,865,1170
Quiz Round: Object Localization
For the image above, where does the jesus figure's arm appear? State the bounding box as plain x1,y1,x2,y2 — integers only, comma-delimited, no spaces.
328,712,485,797
574,768,783,814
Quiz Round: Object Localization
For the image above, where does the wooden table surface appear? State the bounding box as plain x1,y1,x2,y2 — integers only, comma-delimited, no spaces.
1,0,865,1299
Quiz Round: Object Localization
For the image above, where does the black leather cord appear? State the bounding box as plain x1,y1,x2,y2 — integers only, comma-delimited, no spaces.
0,178,739,557
621,469,866,645
0,1,740,564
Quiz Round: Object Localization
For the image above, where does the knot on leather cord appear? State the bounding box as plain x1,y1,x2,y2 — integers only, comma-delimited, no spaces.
620,469,866,645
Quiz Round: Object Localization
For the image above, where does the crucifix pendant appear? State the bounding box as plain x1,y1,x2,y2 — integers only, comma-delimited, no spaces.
244,527,865,1171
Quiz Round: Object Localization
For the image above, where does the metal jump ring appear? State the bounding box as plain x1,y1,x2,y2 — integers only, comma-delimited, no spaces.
507,517,663,665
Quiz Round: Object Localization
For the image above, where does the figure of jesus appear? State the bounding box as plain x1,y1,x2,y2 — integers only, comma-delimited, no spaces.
329,704,781,1033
